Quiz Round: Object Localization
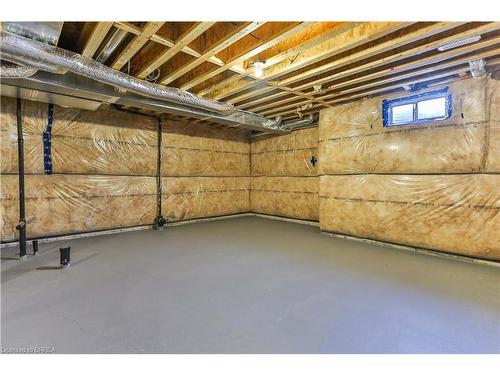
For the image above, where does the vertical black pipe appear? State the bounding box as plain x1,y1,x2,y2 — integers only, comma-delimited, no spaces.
153,117,166,228
156,117,162,217
15,97,27,258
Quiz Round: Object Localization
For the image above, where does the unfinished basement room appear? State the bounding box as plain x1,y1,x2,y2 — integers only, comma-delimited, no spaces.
1,3,499,362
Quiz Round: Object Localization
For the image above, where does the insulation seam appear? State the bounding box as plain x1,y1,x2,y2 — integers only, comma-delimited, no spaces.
1,193,157,201
252,189,317,194
319,196,499,210
318,120,489,143
165,189,249,194
46,134,249,154
251,147,316,154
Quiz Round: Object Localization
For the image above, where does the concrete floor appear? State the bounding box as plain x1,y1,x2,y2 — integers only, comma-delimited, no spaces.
1,217,499,353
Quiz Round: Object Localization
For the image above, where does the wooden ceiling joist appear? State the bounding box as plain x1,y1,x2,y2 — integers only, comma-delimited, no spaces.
178,22,313,91
230,22,500,115
274,22,497,90
54,21,500,130
135,22,216,79
251,47,500,114
239,32,500,113
205,21,415,100
159,22,265,85
79,22,113,58
110,22,165,70
195,22,360,98
267,56,500,119
113,21,243,74
211,21,469,105
227,22,465,107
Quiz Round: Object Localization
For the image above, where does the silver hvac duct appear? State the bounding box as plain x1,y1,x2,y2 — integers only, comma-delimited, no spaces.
0,62,38,78
282,114,317,130
249,114,316,138
1,70,287,133
94,28,129,64
0,30,234,114
1,22,63,46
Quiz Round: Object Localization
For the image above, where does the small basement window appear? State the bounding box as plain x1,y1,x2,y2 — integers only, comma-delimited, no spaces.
382,88,452,127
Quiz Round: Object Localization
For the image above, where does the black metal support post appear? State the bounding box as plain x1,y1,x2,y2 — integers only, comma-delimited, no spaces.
15,97,27,259
60,247,71,268
112,105,166,229
153,117,166,229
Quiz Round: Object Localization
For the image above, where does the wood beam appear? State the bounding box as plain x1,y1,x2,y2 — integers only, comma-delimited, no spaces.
248,47,500,113
113,21,242,72
208,22,457,101
79,22,113,58
136,22,215,79
320,48,500,98
239,34,500,111
179,22,313,91
274,22,497,92
110,22,165,70
262,70,464,118
196,22,360,97
265,56,500,118
114,22,142,35
159,22,264,85
229,22,498,111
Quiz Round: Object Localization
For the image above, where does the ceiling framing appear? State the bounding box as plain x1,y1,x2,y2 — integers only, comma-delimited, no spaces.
48,21,500,125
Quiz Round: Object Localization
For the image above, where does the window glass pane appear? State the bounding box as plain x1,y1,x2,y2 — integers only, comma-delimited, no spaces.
417,97,446,120
391,103,414,124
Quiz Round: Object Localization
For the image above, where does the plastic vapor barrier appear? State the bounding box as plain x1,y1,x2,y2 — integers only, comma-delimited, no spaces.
162,120,250,177
161,120,250,222
1,97,157,240
2,175,156,238
0,97,250,241
319,77,500,260
1,96,46,174
52,107,158,175
250,127,319,221
251,176,318,221
163,177,250,222
320,174,499,259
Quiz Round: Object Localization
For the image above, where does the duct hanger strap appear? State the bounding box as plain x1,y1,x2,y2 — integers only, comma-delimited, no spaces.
43,103,54,174
0,31,235,115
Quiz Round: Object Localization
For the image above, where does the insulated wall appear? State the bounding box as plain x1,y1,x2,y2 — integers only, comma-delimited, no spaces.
0,98,250,241
319,77,500,260
161,120,250,222
1,97,157,240
250,128,319,221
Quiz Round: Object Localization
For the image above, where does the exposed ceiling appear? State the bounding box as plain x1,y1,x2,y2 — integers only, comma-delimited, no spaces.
12,21,500,129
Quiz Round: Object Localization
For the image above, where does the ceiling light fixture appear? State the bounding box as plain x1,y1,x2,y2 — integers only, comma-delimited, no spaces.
253,61,265,78
437,35,481,52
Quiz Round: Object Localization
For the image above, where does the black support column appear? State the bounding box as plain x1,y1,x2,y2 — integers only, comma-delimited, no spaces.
15,97,27,258
153,117,166,229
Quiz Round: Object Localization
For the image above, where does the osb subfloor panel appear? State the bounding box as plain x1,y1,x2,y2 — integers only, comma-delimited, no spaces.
2,217,499,354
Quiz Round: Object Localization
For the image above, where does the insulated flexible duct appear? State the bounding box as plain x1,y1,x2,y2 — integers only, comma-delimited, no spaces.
282,114,317,130
0,31,234,114
0,62,38,78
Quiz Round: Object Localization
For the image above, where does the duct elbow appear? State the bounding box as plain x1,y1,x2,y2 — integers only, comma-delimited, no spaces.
263,116,283,130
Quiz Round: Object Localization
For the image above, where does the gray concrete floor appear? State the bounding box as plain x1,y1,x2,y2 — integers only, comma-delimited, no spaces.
1,217,499,353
